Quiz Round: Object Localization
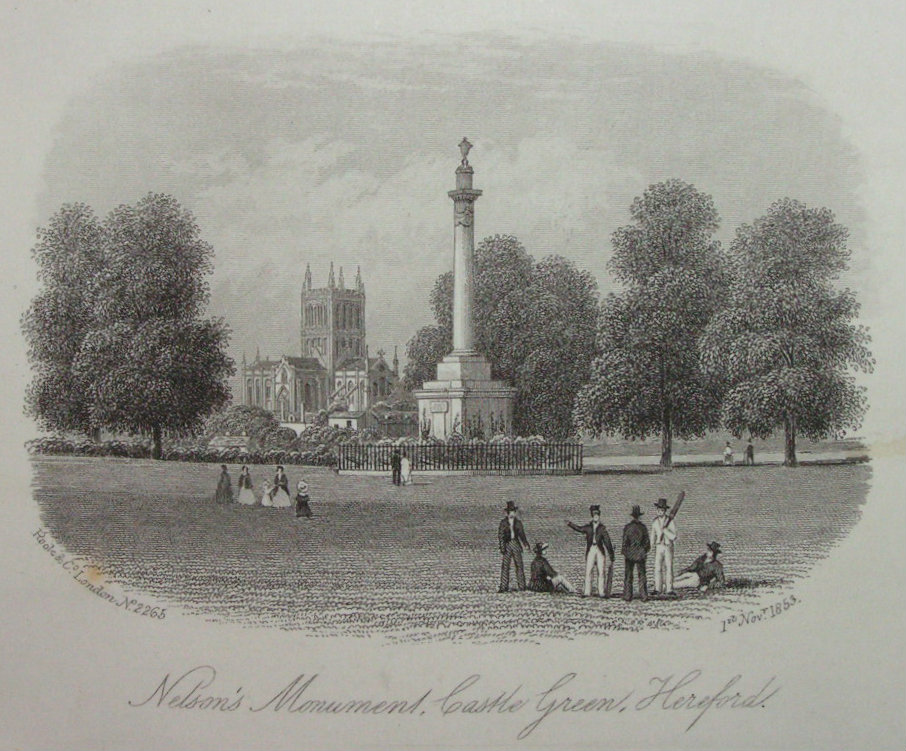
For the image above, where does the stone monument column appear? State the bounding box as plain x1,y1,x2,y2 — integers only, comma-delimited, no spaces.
414,138,516,441
449,137,481,353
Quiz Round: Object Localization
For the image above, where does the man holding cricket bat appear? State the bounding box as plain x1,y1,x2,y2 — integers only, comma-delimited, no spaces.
651,496,679,596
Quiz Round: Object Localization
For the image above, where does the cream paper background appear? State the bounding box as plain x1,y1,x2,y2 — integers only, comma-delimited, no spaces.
0,1,903,749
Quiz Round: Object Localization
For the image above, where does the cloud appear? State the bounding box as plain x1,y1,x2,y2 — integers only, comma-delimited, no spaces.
37,36,865,380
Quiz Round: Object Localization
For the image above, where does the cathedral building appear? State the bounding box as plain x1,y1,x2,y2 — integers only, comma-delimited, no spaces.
240,263,400,425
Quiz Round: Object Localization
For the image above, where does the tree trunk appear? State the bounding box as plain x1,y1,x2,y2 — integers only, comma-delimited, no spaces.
784,415,797,467
151,424,162,460
660,407,673,468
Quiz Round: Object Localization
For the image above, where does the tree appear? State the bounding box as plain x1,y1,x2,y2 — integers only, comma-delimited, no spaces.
23,194,234,458
404,235,599,438
700,198,872,466
516,255,600,438
23,204,105,438
574,180,728,466
203,405,281,443
403,325,450,391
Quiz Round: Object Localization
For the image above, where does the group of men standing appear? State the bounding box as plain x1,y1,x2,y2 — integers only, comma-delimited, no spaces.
498,495,706,602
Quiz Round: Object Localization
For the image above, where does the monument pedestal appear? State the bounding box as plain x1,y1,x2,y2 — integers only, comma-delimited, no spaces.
415,351,516,439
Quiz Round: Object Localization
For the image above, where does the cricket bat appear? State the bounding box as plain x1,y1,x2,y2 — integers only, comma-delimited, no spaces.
667,490,685,523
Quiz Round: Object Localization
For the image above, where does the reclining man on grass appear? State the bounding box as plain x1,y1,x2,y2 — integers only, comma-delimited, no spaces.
528,542,576,594
674,541,726,592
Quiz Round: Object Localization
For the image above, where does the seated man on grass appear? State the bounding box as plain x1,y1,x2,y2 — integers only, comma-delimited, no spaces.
528,542,576,594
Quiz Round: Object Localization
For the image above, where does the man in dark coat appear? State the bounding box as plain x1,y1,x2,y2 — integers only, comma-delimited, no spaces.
214,464,233,504
622,504,650,601
675,541,726,592
529,542,575,593
497,501,530,592
566,504,615,598
744,441,755,466
390,449,402,486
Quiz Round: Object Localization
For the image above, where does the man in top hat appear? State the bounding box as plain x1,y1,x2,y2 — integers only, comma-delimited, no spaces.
529,542,575,594
566,505,615,598
390,448,402,486
675,542,725,591
497,501,530,592
651,498,678,597
621,505,650,601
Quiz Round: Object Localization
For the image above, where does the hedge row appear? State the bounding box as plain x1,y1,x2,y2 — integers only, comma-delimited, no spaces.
25,437,337,467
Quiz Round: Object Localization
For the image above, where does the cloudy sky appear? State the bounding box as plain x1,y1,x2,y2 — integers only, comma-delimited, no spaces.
36,35,866,372
3,2,901,439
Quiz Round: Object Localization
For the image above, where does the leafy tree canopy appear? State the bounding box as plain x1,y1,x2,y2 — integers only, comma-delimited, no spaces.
23,194,234,457
700,198,872,465
574,179,728,466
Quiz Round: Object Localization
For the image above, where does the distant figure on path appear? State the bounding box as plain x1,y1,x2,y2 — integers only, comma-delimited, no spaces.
237,465,256,505
566,504,614,598
723,442,734,466
529,542,575,593
497,501,530,592
294,479,313,518
675,541,726,592
651,498,677,596
214,465,233,504
621,505,650,601
400,450,412,485
270,465,292,508
391,449,402,486
744,440,755,466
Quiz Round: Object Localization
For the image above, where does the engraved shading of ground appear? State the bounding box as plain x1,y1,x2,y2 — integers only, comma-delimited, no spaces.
32,457,869,643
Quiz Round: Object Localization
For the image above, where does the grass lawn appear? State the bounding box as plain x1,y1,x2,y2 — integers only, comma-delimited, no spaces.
32,456,870,643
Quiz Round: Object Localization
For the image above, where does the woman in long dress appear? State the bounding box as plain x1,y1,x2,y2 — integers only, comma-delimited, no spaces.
214,465,233,503
400,452,412,485
260,480,274,507
270,466,293,508
237,465,256,505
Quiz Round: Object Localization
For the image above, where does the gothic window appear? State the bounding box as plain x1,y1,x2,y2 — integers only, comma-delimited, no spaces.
246,379,253,405
265,380,272,404
255,379,261,404
304,383,312,410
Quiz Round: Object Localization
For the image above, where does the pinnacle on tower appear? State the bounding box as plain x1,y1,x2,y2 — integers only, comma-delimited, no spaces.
304,263,312,290
338,266,345,289
328,261,335,288
356,265,363,292
393,345,399,375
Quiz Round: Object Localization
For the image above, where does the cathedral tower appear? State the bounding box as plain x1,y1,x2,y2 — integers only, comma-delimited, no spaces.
300,264,366,385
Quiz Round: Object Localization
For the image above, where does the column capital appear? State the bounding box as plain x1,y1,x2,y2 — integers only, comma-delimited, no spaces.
447,188,482,201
